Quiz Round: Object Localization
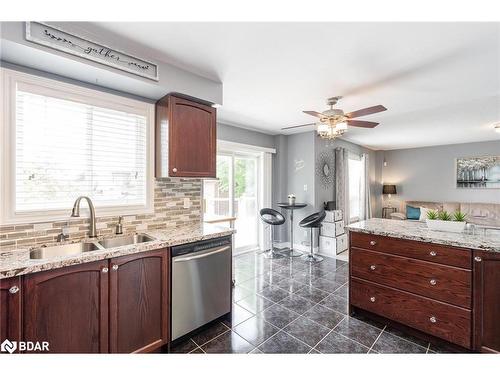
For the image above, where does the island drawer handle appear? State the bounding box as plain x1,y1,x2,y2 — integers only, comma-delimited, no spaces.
369,240,377,246
429,279,437,286
474,256,482,262
370,265,376,271
429,316,437,323
9,286,19,294
101,267,109,273
429,250,437,257
370,296,376,302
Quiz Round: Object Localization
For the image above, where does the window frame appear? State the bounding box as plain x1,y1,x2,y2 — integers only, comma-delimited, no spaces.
0,68,155,224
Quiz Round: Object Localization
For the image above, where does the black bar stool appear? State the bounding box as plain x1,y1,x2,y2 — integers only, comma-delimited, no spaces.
259,208,286,259
299,211,326,263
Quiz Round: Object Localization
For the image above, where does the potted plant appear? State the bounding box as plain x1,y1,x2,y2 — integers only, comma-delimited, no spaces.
426,210,467,233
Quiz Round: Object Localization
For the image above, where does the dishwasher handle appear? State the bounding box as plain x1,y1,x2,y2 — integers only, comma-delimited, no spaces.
173,246,230,262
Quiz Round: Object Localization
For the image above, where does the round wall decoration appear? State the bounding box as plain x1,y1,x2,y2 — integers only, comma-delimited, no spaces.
316,151,335,189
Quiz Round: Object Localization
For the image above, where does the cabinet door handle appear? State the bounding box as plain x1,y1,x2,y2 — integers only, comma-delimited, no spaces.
474,256,482,262
112,264,119,271
370,265,376,270
429,316,437,323
172,167,178,173
9,286,19,294
429,250,437,256
101,267,109,273
370,296,376,302
429,279,437,286
369,240,376,246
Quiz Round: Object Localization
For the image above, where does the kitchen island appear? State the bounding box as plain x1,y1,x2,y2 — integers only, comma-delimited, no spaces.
347,218,500,353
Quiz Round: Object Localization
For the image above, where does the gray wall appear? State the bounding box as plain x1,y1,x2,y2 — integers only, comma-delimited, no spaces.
0,22,222,103
272,135,289,241
314,137,380,217
381,140,500,208
275,131,381,245
217,123,275,149
283,132,317,245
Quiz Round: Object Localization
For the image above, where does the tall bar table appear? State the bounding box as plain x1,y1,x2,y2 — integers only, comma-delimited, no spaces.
277,202,308,257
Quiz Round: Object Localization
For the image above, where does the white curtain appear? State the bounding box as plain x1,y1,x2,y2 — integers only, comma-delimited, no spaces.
335,147,350,225
361,153,372,220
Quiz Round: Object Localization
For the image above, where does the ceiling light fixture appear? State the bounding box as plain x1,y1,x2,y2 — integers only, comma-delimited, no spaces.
495,124,500,133
316,118,349,140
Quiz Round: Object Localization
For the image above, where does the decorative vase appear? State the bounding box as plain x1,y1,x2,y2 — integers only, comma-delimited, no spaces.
288,195,296,206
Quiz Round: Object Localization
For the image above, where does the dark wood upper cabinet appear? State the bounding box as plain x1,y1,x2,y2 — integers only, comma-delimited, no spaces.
473,250,500,353
156,95,216,178
23,261,109,353
109,249,169,353
0,277,22,351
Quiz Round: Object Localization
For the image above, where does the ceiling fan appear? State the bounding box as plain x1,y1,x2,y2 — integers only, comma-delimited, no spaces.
282,96,387,140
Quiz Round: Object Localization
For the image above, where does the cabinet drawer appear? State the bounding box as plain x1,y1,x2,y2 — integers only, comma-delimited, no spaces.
350,277,471,348
351,248,471,308
350,232,471,269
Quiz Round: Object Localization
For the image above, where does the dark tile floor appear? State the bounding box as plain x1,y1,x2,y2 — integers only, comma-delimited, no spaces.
170,251,437,354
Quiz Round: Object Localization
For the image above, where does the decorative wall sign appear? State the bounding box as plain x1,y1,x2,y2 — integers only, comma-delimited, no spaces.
316,151,335,189
294,159,305,172
456,156,500,189
25,22,159,81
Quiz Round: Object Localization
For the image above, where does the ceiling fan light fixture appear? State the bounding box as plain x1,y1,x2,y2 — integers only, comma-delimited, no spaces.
317,122,343,140
336,122,348,131
317,122,330,133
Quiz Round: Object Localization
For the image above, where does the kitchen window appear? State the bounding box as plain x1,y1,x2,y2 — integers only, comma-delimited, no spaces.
0,68,155,223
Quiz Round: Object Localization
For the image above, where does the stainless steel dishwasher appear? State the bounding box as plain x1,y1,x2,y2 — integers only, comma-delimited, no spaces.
171,236,232,340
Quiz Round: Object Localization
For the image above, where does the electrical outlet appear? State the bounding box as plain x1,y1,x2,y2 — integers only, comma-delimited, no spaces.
303,184,308,191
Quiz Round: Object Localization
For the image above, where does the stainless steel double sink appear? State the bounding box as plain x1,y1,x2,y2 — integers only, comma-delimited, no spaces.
30,234,155,260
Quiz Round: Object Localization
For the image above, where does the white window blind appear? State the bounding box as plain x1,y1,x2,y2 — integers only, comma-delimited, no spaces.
14,84,148,213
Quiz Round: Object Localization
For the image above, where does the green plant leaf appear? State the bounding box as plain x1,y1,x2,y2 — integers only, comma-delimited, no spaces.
453,211,467,222
426,210,438,220
438,211,452,221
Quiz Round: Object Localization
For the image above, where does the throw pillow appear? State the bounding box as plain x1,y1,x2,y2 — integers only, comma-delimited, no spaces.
406,205,421,220
419,207,430,221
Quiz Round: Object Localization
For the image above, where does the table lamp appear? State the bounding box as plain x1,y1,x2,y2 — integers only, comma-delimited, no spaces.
383,184,397,208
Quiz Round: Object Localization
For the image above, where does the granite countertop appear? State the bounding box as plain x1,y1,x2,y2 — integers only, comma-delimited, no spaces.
347,218,500,253
0,223,235,279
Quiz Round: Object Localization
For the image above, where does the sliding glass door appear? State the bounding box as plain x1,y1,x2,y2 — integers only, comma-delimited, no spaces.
204,150,261,254
233,154,259,251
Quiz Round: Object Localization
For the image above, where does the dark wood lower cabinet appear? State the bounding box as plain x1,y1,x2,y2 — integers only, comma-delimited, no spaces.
109,250,169,353
473,250,500,353
0,277,22,351
23,261,109,353
18,249,170,354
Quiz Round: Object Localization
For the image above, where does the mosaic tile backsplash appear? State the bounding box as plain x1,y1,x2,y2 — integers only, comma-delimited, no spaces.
0,178,202,251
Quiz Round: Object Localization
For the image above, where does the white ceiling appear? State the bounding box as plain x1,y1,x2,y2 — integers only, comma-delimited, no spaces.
90,22,500,150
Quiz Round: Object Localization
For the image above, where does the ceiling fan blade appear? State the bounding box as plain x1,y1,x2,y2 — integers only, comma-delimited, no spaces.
281,123,316,130
346,120,379,128
303,110,325,119
345,105,387,118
